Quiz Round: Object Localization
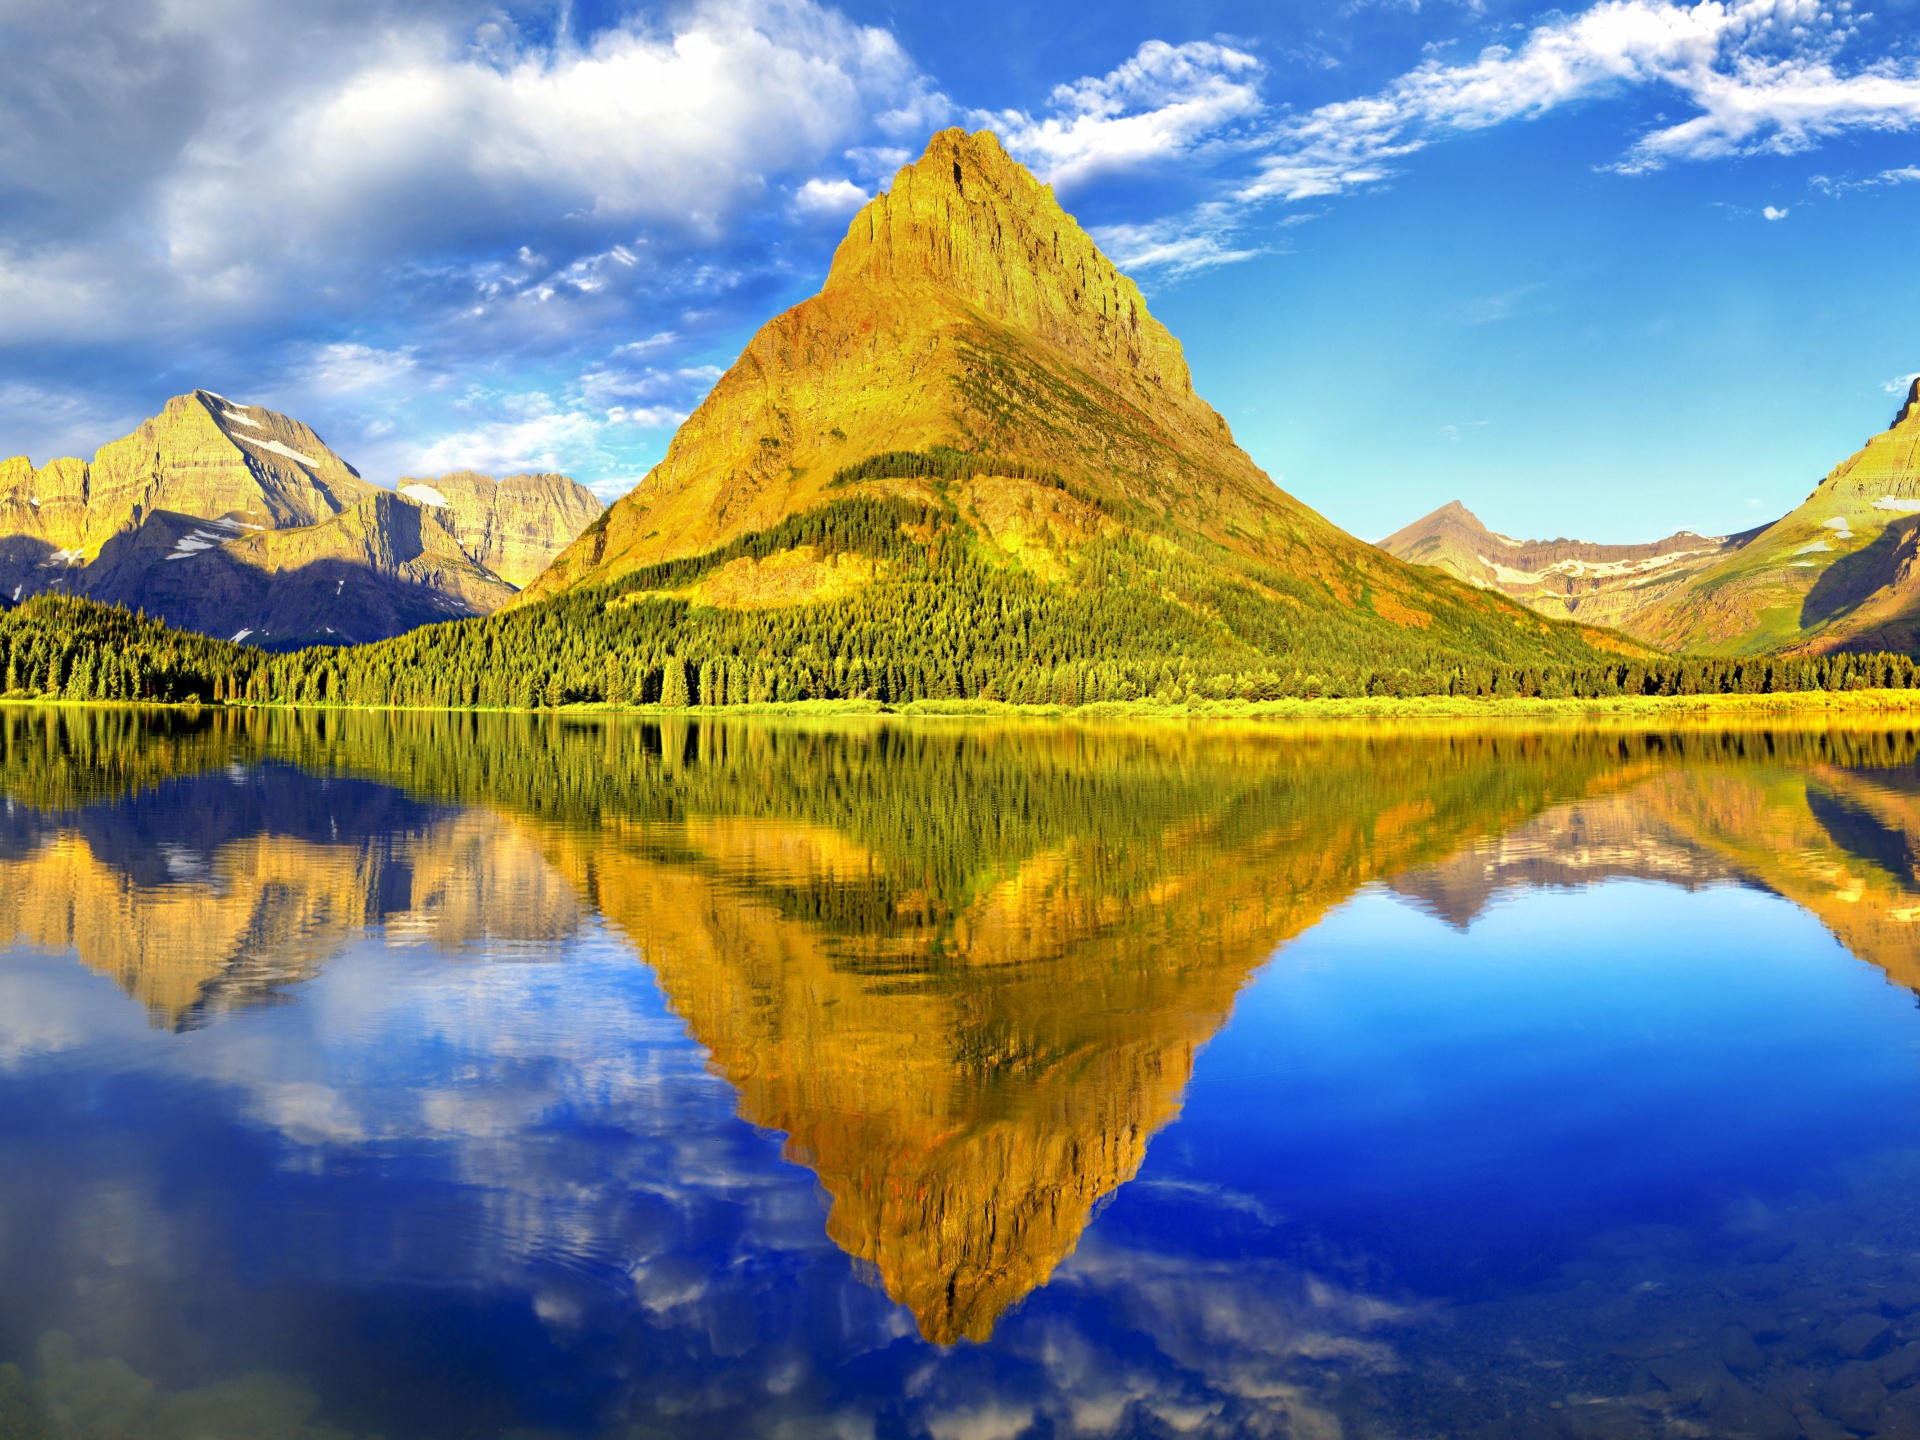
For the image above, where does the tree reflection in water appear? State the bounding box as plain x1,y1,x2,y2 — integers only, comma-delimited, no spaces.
1,709,1919,1437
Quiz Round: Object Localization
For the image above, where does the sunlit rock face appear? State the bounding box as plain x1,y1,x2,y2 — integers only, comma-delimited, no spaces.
0,394,601,646
0,392,372,606
393,471,604,589
1377,499,1753,630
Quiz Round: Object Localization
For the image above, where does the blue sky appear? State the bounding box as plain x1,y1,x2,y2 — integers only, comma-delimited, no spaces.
3,0,1919,542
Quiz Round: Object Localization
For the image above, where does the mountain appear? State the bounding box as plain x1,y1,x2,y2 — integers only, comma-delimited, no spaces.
509,128,1633,686
109,489,517,646
1627,380,1920,654
1378,500,1757,630
394,470,606,588
0,392,602,647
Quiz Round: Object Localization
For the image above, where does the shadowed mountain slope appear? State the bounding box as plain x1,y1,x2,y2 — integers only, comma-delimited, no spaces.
512,128,1634,680
1379,500,1755,631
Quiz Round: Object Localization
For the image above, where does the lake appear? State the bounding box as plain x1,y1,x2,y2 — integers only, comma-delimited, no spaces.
4,709,1920,1439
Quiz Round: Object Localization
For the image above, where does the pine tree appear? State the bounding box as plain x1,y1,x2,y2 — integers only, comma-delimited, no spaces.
661,655,690,708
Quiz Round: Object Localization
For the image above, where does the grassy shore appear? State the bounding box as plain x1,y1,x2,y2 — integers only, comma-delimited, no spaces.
12,688,1920,722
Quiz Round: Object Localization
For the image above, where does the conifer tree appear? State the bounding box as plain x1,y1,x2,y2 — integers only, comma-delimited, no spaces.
662,656,690,708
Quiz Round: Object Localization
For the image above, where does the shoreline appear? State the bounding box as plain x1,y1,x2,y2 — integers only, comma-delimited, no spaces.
8,689,1920,722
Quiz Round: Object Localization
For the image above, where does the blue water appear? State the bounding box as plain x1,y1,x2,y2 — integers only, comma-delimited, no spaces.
5,718,1920,1438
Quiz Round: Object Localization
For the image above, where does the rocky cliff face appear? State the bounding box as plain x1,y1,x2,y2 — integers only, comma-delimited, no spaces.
0,391,372,597
394,470,603,587
109,489,517,646
1622,379,1920,654
513,130,1626,668
1378,500,1753,630
0,394,600,646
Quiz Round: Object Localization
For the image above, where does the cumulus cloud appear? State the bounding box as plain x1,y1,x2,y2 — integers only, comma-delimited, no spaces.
794,177,871,214
156,0,919,282
1763,203,1790,218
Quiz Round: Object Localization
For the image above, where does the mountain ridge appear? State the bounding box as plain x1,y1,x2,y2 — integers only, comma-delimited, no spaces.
1378,499,1758,631
0,394,602,646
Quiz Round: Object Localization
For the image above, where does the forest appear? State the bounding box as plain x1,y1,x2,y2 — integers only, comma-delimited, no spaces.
3,494,1919,710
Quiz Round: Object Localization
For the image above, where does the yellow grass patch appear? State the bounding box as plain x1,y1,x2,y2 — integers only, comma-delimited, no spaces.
611,546,877,612
953,475,1104,583
1369,590,1433,629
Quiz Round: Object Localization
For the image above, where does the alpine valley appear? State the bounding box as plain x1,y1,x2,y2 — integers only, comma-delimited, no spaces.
0,391,602,648
1384,380,1920,658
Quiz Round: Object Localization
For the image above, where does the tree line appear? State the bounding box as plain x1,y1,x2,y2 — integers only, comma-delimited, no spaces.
2,494,1920,711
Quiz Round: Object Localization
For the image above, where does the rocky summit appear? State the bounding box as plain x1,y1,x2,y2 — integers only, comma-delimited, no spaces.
511,129,1632,677
1627,380,1920,654
1378,500,1758,631
0,392,602,647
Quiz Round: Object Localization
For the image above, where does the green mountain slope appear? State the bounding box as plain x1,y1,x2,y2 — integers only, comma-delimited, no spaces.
1628,381,1920,654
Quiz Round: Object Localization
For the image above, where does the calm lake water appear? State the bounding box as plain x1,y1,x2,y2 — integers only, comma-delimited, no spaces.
6,711,1920,1440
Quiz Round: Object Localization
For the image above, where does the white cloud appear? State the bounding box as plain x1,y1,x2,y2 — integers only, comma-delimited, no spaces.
0,0,929,348
1244,1,1920,203
794,177,871,214
163,0,921,278
412,394,624,478
1763,203,1790,218
1812,162,1920,192
1022,3,1920,278
984,40,1266,191
1883,372,1920,394
1092,207,1264,276
298,343,420,395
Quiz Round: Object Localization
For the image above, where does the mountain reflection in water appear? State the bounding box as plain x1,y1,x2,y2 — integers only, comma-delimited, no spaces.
5,709,1920,1437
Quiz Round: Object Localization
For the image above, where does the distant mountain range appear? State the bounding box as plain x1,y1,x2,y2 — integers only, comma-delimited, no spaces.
0,392,602,647
1383,378,1920,655
1378,501,1763,629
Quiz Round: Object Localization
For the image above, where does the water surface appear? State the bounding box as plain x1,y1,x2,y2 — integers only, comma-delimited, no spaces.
4,710,1920,1438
